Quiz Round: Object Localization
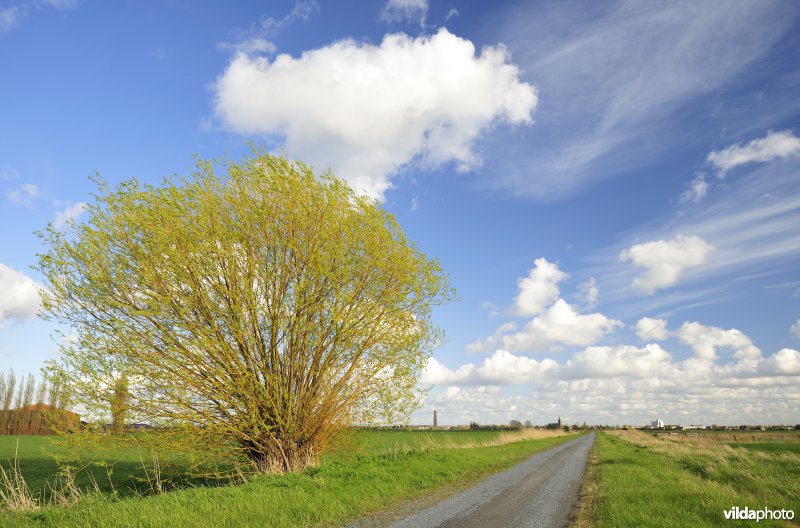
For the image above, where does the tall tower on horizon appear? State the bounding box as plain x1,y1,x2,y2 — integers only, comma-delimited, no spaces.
558,416,562,427
433,410,438,427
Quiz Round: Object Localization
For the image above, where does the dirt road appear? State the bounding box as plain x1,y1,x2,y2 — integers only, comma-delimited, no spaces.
388,432,594,528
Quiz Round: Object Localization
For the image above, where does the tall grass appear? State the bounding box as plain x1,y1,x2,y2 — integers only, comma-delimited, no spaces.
384,427,572,455
1,431,581,527
575,430,799,527
0,443,38,512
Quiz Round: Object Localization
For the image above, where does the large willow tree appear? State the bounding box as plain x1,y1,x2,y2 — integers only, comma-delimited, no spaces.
38,151,452,472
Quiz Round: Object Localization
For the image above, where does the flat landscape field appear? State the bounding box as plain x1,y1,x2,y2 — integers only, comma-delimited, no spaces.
574,430,800,528
0,429,575,527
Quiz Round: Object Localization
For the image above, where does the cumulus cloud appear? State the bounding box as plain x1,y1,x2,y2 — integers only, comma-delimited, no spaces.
415,336,800,425
676,321,761,361
513,258,567,316
563,344,672,379
620,234,715,294
757,348,800,376
0,263,41,329
5,183,39,206
708,130,800,177
380,0,427,26
419,350,558,386
635,317,668,341
502,299,622,352
214,28,537,199
791,319,800,339
53,202,87,230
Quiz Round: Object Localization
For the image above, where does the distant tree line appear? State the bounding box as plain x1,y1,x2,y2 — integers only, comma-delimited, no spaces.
0,368,77,435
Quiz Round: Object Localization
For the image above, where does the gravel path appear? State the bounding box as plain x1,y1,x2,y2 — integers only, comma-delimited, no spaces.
387,432,595,528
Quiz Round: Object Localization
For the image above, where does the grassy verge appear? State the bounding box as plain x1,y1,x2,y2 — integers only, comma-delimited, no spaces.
573,431,799,527
1,431,579,527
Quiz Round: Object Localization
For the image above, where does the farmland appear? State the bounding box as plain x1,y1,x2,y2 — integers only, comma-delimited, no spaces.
0,429,576,527
573,430,800,528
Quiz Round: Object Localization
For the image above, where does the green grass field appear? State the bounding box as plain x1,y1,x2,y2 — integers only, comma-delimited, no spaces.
574,430,800,528
0,429,508,500
1,429,576,527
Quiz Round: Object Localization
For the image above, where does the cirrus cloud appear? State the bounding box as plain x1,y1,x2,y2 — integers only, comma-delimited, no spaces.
380,0,427,27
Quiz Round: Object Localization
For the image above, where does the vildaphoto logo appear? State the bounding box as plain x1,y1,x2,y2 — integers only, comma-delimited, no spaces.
723,506,795,522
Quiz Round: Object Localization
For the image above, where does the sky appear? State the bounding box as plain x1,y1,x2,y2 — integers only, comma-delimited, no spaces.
1,0,799,427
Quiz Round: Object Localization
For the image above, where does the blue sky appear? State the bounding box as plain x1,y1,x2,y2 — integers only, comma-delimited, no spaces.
1,0,799,426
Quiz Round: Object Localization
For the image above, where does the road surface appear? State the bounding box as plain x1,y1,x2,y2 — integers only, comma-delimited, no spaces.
387,432,595,528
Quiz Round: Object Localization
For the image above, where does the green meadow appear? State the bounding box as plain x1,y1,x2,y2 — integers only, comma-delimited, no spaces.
0,429,576,527
574,430,800,528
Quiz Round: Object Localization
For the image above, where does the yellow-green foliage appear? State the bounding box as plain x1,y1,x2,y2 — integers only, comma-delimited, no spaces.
37,150,454,473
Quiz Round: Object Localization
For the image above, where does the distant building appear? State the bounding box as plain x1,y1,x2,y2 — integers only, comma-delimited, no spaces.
651,419,664,428
433,410,438,427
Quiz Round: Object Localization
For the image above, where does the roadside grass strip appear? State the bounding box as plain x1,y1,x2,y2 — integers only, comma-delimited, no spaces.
1,432,578,527
579,431,799,528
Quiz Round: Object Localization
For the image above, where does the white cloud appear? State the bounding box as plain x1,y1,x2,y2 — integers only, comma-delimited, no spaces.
0,263,41,329
0,168,21,180
217,2,317,57
53,201,87,230
564,344,672,379
679,174,709,203
588,157,800,317
791,319,800,339
757,348,800,376
380,0,428,27
414,315,800,425
5,183,39,206
513,258,567,316
502,299,622,352
620,235,715,294
708,130,800,177
419,349,558,386
217,37,276,56
578,276,598,308
214,28,537,200
1,0,77,33
0,6,21,32
488,2,793,200
676,321,761,362
635,317,668,341
466,321,516,354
